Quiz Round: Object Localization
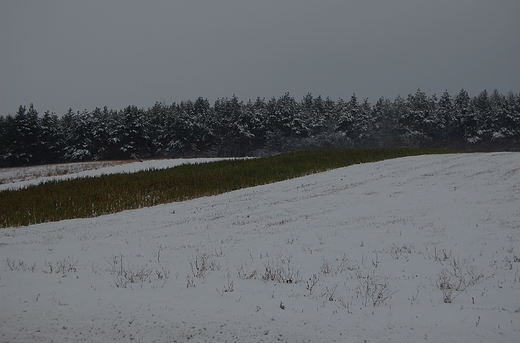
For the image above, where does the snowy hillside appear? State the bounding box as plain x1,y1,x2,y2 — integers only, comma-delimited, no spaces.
0,153,519,342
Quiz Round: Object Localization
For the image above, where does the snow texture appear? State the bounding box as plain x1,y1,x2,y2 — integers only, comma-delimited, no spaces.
0,153,519,342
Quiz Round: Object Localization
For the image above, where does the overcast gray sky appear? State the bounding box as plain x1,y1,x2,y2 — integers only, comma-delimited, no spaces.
1,0,519,116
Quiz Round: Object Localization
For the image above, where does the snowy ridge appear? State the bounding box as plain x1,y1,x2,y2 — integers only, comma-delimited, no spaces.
0,153,519,342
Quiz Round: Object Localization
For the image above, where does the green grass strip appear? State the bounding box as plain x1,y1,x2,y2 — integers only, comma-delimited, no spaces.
0,148,454,228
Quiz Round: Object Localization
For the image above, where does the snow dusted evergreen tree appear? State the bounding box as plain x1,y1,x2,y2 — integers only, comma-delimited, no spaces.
482,89,504,143
454,89,478,144
145,102,171,157
299,93,317,131
389,94,409,146
335,95,372,146
470,90,492,143
295,94,329,147
213,95,268,156
400,89,436,146
502,92,520,147
485,90,520,148
59,109,75,161
60,109,92,161
0,114,14,166
275,93,301,137
189,97,214,154
335,95,357,140
370,97,396,147
8,104,41,165
211,97,236,155
151,102,184,156
117,105,149,159
435,90,454,145
263,95,287,152
78,110,97,159
449,89,469,146
239,99,265,154
359,98,373,143
244,97,269,153
38,111,63,164
300,94,336,137
86,107,107,160
173,99,212,156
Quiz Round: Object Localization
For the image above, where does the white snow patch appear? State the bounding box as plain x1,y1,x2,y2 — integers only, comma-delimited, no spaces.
0,152,519,342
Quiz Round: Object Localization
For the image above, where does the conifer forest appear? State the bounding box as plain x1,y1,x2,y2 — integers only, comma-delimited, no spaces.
1,89,519,167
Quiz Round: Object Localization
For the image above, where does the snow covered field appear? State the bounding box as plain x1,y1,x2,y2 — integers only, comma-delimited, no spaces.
0,158,238,191
0,153,519,342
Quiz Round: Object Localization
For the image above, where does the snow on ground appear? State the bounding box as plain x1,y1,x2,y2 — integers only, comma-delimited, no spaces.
0,158,240,191
0,152,519,342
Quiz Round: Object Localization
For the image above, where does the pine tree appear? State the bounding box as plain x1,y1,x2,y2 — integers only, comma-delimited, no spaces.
117,105,149,159
211,95,257,156
145,102,169,157
0,115,14,167
400,89,436,146
9,104,41,165
454,89,479,144
60,109,93,161
372,96,398,147
336,95,358,139
38,111,63,164
436,90,455,145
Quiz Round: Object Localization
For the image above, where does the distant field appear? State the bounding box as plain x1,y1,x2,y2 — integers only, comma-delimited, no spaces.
0,148,453,228
0,160,130,185
0,157,239,191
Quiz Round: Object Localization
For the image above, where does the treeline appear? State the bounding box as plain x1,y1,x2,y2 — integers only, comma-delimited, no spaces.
1,89,519,167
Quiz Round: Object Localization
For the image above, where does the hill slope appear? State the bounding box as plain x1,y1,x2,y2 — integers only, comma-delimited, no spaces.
1,152,519,342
